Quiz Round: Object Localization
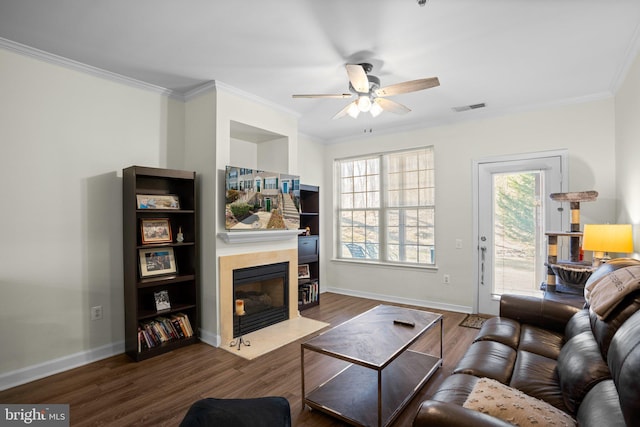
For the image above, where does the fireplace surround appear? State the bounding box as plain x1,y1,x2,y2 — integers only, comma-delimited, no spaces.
233,261,289,337
219,249,299,346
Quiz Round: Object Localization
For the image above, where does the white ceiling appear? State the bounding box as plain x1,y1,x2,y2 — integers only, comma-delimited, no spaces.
1,0,639,143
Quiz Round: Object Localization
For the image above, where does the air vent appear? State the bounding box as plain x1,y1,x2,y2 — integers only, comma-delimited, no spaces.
452,103,486,112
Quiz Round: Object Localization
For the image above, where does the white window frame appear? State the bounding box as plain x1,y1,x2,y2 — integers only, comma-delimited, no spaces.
335,146,436,267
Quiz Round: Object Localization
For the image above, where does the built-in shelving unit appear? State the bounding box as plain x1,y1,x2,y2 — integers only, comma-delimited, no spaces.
123,166,198,361
298,184,320,310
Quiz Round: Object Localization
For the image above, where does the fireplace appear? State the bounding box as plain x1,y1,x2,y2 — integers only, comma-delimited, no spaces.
233,262,289,337
219,249,299,347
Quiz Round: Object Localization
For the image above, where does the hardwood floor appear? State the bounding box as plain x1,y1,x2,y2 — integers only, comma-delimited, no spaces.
0,293,480,426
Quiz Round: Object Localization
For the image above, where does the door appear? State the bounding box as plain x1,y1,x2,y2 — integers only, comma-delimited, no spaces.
474,151,566,315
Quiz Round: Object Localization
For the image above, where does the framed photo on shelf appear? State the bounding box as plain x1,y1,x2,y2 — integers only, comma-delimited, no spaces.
154,290,171,311
140,218,172,244
298,264,311,279
136,194,180,210
139,247,177,277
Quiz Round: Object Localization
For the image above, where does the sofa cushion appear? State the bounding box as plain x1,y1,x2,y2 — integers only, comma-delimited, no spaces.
518,324,564,360
453,341,516,384
564,309,591,341
508,350,568,413
575,380,626,427
557,331,611,414
430,373,481,406
607,310,640,427
474,317,520,349
462,377,576,427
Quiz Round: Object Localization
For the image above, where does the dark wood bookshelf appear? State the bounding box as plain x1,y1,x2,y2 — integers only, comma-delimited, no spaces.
123,166,199,361
298,184,320,310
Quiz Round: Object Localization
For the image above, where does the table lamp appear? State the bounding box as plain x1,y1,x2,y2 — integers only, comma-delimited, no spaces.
582,224,633,266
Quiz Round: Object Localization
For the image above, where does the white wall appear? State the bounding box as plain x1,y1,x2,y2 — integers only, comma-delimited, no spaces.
183,86,300,346
322,99,617,312
615,52,640,256
0,47,177,383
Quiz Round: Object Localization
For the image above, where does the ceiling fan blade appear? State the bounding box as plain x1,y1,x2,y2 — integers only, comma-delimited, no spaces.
332,100,359,120
292,93,352,99
346,64,370,93
375,77,440,97
374,98,411,114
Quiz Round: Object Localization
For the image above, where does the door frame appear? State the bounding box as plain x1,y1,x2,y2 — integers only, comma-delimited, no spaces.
472,149,569,314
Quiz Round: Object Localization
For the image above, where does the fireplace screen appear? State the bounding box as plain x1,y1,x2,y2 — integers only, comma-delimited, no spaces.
233,262,289,337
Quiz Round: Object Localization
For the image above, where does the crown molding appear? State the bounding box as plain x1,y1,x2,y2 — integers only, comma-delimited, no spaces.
610,21,640,94
176,80,301,120
0,37,173,96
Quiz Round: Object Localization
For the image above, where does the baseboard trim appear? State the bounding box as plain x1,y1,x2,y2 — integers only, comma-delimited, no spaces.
0,341,125,391
198,328,220,348
325,287,473,314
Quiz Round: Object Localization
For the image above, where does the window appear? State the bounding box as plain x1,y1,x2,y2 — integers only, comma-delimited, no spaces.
337,147,435,266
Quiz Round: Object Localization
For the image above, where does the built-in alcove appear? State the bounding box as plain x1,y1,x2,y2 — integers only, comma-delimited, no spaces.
230,120,289,172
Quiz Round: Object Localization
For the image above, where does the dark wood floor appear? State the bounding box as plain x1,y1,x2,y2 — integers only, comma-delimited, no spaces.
0,293,480,426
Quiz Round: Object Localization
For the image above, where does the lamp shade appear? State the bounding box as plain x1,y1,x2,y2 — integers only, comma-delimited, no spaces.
582,224,633,253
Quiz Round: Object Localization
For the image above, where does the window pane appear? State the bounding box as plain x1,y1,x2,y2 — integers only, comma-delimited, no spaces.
388,190,400,207
404,245,418,263
354,160,367,176
367,158,379,174
353,176,367,192
367,175,379,191
342,177,353,193
341,193,353,209
342,161,353,177
403,189,419,206
367,191,379,208
419,246,434,264
337,147,435,266
405,171,419,188
388,172,401,190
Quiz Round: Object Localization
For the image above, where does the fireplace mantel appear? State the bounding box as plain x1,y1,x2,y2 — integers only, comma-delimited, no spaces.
217,229,301,244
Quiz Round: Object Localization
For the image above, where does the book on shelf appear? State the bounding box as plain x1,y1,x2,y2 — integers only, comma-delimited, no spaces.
137,312,193,351
298,279,319,305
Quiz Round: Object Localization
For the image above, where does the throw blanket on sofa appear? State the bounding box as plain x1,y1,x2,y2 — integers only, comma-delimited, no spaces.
585,265,640,319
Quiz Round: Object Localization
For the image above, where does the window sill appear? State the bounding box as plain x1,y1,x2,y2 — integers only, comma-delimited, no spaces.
331,258,438,271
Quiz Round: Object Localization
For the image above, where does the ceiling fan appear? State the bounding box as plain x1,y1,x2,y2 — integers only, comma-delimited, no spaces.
292,63,440,119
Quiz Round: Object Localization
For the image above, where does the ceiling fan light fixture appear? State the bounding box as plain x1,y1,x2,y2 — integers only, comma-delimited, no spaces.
357,95,372,112
347,103,360,118
370,101,384,117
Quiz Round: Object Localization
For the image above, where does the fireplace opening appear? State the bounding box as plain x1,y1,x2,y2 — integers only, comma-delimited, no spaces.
233,261,289,337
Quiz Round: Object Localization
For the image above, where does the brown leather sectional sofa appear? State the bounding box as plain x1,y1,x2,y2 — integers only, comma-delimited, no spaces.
413,258,640,427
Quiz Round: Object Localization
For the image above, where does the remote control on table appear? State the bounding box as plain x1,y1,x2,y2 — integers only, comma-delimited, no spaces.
393,319,415,327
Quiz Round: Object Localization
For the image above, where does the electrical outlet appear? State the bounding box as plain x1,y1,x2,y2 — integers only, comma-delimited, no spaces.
443,274,451,284
455,239,463,249
91,305,103,321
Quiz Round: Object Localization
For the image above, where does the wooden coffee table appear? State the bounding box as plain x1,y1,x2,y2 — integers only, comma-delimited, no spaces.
301,305,443,427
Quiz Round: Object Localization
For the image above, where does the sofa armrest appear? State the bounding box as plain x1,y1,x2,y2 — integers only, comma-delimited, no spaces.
500,294,581,333
413,401,514,427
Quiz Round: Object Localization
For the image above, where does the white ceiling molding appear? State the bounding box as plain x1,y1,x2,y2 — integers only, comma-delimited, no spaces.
0,37,173,97
181,81,217,101
610,21,640,94
181,80,301,120
212,80,301,119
